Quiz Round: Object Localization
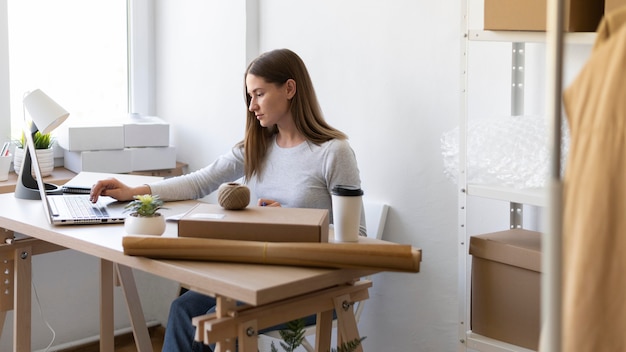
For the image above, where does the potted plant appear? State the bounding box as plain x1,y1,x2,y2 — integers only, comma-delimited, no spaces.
13,131,55,177
123,194,167,236
270,319,365,352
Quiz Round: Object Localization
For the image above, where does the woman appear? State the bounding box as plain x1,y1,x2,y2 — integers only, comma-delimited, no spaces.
90,48,365,351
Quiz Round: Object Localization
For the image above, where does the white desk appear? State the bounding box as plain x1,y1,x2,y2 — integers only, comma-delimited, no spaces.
0,193,376,351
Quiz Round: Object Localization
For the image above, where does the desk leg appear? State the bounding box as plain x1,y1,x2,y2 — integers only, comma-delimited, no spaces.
116,264,153,352
238,318,258,352
14,246,32,352
215,296,237,352
0,311,5,338
333,294,363,352
315,310,334,352
100,260,115,352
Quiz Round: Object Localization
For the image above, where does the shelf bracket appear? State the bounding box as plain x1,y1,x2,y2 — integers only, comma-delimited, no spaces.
511,42,525,116
510,42,525,230
510,202,523,229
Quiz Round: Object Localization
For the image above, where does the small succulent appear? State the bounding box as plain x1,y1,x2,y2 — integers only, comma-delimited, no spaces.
124,194,165,217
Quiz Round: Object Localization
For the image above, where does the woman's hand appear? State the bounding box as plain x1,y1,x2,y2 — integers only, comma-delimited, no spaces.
257,198,281,207
90,178,150,203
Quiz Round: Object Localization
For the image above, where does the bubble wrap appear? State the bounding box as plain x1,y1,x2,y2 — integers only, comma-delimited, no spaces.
441,115,569,189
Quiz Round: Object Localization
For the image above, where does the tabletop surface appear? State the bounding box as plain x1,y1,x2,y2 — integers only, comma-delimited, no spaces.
0,192,373,305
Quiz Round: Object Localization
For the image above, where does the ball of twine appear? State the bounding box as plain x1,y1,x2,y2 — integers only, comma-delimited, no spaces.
218,182,250,210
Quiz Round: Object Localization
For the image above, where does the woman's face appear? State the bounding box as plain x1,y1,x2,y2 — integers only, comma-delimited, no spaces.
246,74,293,128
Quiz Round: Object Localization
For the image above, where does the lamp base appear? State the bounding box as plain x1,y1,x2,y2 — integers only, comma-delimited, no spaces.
13,144,63,200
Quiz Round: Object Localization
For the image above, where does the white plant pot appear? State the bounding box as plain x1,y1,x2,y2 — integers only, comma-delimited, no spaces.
124,213,166,236
13,147,54,177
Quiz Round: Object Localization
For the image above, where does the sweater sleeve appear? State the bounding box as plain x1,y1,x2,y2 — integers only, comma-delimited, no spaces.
324,139,368,237
148,146,245,201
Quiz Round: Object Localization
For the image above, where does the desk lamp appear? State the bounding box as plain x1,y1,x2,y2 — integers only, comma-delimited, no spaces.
15,89,70,200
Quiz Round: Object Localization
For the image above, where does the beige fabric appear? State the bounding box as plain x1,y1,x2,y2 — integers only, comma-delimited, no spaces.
561,7,626,352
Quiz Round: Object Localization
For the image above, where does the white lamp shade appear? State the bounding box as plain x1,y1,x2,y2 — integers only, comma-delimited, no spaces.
23,89,70,135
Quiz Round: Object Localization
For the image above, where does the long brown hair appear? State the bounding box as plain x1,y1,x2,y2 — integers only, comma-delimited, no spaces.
239,49,346,180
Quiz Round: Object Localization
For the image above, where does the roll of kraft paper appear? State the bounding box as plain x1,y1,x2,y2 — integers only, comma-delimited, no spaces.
122,236,421,273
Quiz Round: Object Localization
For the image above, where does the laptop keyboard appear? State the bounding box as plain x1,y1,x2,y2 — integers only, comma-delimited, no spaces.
60,196,110,218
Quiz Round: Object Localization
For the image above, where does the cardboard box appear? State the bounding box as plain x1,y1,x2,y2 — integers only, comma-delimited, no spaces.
178,203,329,243
64,149,133,174
470,229,541,350
606,0,626,14
484,0,604,32
124,116,170,147
57,124,125,151
129,146,177,171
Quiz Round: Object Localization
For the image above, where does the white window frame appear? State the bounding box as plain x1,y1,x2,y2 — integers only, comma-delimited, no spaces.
128,0,155,116
0,0,155,143
1,1,10,143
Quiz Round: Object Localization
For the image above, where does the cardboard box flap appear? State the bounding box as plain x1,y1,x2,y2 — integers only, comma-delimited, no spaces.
484,0,604,32
470,229,541,272
178,203,329,243
606,0,626,14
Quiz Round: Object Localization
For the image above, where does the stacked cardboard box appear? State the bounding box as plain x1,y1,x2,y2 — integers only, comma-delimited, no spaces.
470,229,541,350
484,0,604,32
58,115,177,174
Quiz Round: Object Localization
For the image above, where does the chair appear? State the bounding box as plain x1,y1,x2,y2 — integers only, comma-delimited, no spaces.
261,201,389,351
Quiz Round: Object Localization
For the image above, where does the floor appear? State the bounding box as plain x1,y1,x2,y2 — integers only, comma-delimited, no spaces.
57,325,165,352
54,325,301,352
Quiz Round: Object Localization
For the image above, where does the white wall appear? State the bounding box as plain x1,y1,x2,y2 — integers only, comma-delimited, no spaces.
154,1,461,351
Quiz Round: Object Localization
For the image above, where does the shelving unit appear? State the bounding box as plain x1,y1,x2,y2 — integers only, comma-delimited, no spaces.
468,30,595,44
458,1,591,351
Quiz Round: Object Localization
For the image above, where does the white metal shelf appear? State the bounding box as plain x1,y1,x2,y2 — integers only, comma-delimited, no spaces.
467,332,536,352
467,184,545,207
467,30,596,45
461,1,574,351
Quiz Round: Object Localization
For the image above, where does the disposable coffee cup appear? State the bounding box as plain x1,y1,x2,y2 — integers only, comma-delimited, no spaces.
0,154,11,182
331,185,364,242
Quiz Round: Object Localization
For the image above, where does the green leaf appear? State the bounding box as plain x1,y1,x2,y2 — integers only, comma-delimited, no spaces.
15,131,54,149
272,318,366,352
277,319,306,352
331,337,366,352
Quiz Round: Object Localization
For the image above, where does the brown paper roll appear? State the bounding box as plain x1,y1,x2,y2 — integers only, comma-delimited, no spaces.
217,182,250,210
122,236,421,273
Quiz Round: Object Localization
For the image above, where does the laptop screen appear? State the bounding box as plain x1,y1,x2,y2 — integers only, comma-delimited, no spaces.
23,128,56,222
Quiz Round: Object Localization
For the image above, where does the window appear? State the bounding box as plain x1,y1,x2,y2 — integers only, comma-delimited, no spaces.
5,0,153,139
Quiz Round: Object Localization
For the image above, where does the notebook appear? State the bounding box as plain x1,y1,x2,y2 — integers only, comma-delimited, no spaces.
25,131,163,225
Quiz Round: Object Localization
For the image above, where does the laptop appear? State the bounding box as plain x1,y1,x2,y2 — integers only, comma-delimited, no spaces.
25,131,160,225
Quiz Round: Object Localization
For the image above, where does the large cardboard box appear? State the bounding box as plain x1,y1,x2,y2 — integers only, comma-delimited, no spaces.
178,203,329,243
484,0,604,32
606,0,626,13
470,229,541,350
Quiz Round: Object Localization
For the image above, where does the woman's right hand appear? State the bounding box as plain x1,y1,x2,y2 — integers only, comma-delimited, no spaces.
90,178,150,203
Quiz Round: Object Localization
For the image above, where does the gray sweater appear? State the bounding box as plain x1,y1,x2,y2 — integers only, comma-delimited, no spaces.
149,137,366,235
